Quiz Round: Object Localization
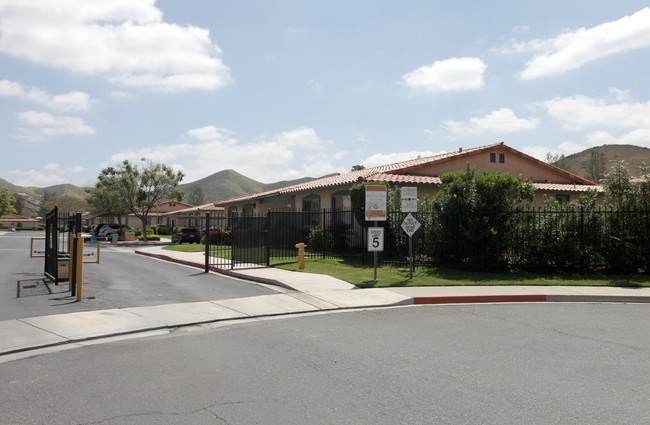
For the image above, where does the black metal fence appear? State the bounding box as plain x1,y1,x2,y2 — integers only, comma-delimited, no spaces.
205,207,650,274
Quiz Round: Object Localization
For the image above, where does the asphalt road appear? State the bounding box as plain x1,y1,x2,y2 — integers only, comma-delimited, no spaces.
1,303,649,425
0,232,277,321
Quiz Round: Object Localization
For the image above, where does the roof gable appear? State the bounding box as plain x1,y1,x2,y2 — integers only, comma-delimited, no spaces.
214,142,596,205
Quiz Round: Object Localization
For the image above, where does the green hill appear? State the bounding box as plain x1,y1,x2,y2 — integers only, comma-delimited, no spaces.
0,179,88,201
179,169,324,203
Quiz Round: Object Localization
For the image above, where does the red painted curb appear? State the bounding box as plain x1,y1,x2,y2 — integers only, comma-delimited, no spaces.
413,294,547,304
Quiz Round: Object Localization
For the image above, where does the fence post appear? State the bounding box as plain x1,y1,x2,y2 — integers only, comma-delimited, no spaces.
321,209,326,260
266,209,271,267
204,212,210,273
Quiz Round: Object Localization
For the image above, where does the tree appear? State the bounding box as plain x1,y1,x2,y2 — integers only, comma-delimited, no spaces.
12,193,25,216
38,194,89,217
0,189,17,216
187,186,205,206
585,150,607,183
351,164,365,171
86,172,132,228
546,152,573,173
98,159,184,241
429,164,535,267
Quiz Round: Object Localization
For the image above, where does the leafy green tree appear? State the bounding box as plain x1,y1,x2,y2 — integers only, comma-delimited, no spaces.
0,189,17,216
12,193,25,216
600,161,650,271
187,186,205,206
585,150,607,183
98,159,184,241
350,164,365,171
430,164,535,268
38,193,89,217
86,173,131,228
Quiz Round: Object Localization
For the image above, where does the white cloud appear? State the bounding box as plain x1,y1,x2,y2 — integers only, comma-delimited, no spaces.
517,8,650,79
402,57,487,93
522,141,586,161
9,164,84,187
0,79,92,112
109,126,335,184
539,95,650,131
444,108,540,137
17,110,96,139
362,151,440,168
0,0,232,92
586,129,650,148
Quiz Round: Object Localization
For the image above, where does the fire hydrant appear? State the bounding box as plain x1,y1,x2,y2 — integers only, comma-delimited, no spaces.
295,243,307,269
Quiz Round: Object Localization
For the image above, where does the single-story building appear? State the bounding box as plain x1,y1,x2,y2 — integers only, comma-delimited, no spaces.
214,142,603,214
162,202,225,229
0,214,40,230
83,200,196,229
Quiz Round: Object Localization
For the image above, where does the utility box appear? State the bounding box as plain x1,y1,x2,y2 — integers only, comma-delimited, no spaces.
111,233,118,245
57,258,70,282
124,232,135,241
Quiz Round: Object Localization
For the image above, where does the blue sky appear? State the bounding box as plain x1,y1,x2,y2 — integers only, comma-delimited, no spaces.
1,1,650,189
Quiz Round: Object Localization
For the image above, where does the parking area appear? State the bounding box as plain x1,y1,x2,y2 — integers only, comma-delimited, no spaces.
0,232,278,321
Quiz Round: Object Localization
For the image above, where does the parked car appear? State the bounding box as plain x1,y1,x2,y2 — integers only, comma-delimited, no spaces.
172,227,202,244
92,224,135,237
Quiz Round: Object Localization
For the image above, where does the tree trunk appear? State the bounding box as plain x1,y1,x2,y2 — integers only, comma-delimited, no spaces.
140,216,148,242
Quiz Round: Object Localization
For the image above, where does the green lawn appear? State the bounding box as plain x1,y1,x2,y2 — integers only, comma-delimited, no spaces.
163,244,206,253
273,257,650,288
161,245,650,288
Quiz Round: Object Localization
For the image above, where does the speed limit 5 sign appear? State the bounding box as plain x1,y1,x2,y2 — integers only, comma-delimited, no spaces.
367,227,384,252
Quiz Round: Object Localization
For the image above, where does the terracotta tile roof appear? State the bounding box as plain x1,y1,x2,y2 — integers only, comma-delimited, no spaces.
214,142,597,205
0,214,39,222
533,183,604,193
164,202,225,215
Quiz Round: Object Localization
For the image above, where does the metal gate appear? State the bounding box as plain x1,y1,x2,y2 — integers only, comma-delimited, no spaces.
44,207,81,284
231,215,268,266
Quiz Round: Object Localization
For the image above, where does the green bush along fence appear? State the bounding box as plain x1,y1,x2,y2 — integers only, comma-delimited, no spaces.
206,207,650,273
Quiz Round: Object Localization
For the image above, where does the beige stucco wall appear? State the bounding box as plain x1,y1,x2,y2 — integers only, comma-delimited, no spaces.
411,149,577,183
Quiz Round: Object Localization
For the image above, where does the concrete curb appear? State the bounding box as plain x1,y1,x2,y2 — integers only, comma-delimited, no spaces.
413,294,547,304
135,249,650,306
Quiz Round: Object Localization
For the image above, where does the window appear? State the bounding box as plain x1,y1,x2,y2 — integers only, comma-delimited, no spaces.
490,153,496,163
556,195,570,204
331,191,351,210
242,204,255,216
227,206,238,216
302,195,321,226
499,153,505,163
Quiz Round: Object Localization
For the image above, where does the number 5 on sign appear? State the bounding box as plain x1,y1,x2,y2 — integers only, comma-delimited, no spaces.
368,227,384,252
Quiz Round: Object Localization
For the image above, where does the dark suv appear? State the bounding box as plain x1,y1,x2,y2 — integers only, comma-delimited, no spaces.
171,227,202,244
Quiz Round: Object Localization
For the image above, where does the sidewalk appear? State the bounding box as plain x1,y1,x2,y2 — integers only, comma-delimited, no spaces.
2,245,650,360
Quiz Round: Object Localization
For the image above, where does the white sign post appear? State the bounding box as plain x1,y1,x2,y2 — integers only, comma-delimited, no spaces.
401,213,421,279
365,185,387,221
365,185,387,280
401,186,418,213
368,227,384,252
367,227,384,281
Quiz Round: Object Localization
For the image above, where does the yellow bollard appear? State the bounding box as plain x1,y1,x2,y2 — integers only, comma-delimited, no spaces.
295,243,307,270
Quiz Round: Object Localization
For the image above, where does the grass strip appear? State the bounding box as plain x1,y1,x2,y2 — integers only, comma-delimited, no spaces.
273,258,650,288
